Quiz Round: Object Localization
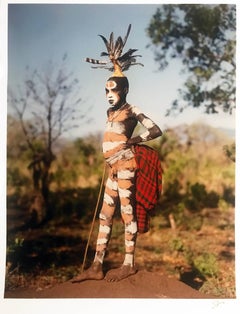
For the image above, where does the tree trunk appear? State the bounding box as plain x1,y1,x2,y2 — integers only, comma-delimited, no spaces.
28,157,46,225
41,163,51,218
41,151,55,220
27,152,54,225
29,191,46,226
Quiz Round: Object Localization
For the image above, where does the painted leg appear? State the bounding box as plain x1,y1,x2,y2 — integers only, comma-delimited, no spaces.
94,175,118,261
72,175,118,283
105,226,138,282
105,164,138,282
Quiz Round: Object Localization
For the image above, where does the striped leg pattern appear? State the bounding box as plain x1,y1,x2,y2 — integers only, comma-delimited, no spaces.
94,157,138,267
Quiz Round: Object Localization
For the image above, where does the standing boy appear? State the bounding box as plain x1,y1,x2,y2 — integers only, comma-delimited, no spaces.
72,25,162,283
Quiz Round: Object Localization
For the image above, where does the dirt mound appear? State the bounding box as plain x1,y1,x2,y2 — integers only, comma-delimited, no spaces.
4,270,216,299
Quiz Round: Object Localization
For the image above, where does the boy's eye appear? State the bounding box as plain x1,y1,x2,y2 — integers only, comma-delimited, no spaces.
106,88,118,93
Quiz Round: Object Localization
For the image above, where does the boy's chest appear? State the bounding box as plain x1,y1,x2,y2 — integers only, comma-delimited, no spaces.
105,114,137,134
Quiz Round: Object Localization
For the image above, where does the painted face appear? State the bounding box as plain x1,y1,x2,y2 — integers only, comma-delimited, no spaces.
105,79,128,107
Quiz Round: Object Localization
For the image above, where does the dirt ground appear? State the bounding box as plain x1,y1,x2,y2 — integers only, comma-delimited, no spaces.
4,206,235,300
4,269,216,299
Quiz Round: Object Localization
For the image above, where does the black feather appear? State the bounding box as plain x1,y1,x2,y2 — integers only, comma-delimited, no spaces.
100,52,109,57
109,32,114,53
85,57,107,65
87,24,143,73
118,49,138,62
122,24,131,48
114,36,124,59
99,35,110,54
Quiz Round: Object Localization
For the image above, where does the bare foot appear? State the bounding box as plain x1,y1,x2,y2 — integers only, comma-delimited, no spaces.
105,265,137,282
71,262,104,283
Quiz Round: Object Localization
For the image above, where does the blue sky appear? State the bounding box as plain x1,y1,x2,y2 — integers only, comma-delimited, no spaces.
7,2,236,138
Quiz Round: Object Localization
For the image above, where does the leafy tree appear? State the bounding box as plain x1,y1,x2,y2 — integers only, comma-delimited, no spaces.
8,55,90,222
147,4,236,115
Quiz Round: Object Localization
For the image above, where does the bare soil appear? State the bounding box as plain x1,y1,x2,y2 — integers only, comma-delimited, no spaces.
4,270,216,299
4,206,235,299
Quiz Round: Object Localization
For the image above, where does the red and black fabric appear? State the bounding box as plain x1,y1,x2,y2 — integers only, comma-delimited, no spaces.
134,144,163,233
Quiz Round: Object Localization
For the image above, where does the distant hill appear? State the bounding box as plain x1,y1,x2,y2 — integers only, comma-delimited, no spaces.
217,127,235,139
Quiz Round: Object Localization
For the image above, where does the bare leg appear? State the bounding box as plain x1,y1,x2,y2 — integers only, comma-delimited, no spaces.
104,161,138,282
105,265,137,282
71,261,104,283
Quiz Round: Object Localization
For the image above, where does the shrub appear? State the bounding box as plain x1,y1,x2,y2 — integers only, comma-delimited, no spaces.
169,237,185,252
204,191,219,208
193,253,219,277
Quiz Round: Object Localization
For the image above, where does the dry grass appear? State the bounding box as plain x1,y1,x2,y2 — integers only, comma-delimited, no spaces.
5,206,235,298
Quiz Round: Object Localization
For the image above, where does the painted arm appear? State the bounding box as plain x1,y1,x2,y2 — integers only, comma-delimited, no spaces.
127,106,162,145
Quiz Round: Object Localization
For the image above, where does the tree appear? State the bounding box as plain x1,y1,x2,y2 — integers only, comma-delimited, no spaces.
8,54,90,223
146,4,236,115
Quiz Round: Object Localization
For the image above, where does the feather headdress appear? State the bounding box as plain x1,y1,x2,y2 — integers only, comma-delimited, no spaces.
85,24,143,77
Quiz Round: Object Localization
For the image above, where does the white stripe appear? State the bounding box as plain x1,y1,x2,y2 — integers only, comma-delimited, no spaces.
106,148,134,165
142,118,154,128
106,121,125,134
99,213,107,220
99,224,111,234
97,238,108,245
104,193,114,205
106,178,118,190
131,105,141,115
119,187,131,199
123,253,134,265
140,130,150,140
102,141,125,153
125,240,135,247
118,169,135,179
121,204,133,214
126,221,138,234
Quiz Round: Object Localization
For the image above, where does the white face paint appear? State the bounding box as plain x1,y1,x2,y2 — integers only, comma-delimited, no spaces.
105,80,121,106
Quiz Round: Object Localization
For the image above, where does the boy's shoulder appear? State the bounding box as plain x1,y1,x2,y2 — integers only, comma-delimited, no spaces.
127,103,142,115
